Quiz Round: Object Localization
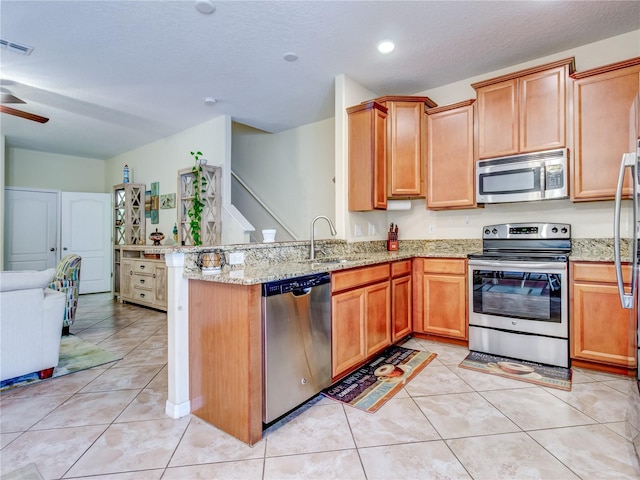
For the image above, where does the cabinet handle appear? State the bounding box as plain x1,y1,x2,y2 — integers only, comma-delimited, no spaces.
140,265,146,270
129,271,133,275
140,293,145,298
152,274,156,279
140,279,145,284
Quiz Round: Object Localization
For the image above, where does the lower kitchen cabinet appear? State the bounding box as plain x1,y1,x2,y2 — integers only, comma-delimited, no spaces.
413,257,467,341
391,260,413,341
331,263,391,378
570,262,637,372
118,248,167,311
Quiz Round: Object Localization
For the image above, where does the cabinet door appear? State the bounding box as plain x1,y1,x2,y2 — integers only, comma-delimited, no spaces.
571,281,637,367
332,288,366,377
120,258,134,299
365,281,391,356
519,66,567,153
387,101,424,196
476,79,518,159
572,64,640,201
427,101,475,209
153,263,167,308
392,274,412,342
347,102,387,211
421,274,467,339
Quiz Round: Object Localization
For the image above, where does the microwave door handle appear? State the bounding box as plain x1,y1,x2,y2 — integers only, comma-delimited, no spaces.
614,152,636,309
540,165,546,198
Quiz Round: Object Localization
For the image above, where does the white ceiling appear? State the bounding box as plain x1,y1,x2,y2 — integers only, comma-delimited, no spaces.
1,1,639,160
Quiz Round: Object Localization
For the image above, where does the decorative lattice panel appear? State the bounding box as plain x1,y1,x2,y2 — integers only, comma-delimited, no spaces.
178,165,222,246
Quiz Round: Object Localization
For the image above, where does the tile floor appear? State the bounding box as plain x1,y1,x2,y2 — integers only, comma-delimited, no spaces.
1,293,640,479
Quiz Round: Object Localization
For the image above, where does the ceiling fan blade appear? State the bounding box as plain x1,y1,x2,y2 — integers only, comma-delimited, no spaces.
0,105,49,123
1,93,26,104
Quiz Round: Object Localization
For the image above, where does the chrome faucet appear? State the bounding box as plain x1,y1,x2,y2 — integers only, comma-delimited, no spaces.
310,215,337,260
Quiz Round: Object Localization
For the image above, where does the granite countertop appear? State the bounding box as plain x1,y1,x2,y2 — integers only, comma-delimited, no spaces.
148,237,625,286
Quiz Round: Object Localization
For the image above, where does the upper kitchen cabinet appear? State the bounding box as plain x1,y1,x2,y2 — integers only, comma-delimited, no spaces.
426,100,476,209
571,57,640,201
375,96,437,198
472,58,575,159
347,101,388,211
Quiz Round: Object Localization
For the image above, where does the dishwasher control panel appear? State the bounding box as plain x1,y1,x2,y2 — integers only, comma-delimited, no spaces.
262,272,331,297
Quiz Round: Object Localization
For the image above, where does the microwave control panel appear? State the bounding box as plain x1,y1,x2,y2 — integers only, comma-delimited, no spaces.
546,165,564,189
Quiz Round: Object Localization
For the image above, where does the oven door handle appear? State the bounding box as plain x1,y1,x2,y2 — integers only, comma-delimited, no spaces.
468,260,565,271
613,152,637,310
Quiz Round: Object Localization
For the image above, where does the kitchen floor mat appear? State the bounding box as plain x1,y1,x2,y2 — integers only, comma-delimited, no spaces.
459,351,571,391
322,345,437,413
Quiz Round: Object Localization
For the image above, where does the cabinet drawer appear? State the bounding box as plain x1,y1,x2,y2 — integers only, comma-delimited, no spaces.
133,260,156,275
571,261,631,284
133,275,153,290
133,287,153,303
391,260,412,277
422,258,466,275
332,264,389,293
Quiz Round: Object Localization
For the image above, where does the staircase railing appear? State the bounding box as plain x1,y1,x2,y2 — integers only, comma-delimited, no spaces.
231,170,298,241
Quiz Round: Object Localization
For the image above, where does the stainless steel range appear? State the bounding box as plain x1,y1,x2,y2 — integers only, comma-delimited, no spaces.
467,222,571,368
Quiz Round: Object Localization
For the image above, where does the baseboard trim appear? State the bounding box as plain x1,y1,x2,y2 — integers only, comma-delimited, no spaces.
165,399,191,418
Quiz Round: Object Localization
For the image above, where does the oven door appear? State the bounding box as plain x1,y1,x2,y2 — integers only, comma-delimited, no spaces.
468,259,568,338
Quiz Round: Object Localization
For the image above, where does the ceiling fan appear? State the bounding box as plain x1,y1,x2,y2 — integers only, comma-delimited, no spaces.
1,89,49,123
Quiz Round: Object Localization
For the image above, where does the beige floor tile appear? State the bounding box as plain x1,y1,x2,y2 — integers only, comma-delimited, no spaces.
64,470,164,480
0,425,106,480
604,378,637,394
115,387,169,423
604,421,639,441
79,365,162,393
115,347,167,368
530,424,640,479
65,417,190,477
570,368,601,384
414,392,520,439
165,460,264,480
404,364,474,397
264,403,355,457
426,344,470,366
30,390,139,430
345,397,439,447
146,366,168,391
75,327,119,344
544,382,630,423
0,369,103,399
447,432,580,479
264,449,365,480
0,431,21,449
0,394,71,432
359,440,471,480
480,387,595,430
96,335,151,355
137,334,168,350
169,416,265,466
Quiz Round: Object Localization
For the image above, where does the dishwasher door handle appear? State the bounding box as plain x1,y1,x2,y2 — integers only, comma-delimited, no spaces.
290,287,312,297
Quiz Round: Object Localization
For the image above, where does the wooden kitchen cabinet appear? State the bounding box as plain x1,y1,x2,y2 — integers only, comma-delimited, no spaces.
472,58,574,159
331,263,391,377
347,101,388,211
570,262,637,373
413,258,467,341
375,96,436,198
117,246,167,311
571,57,640,201
426,100,476,209
391,260,413,342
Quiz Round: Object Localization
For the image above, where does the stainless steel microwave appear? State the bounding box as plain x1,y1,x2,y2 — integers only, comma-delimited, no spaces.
476,148,569,204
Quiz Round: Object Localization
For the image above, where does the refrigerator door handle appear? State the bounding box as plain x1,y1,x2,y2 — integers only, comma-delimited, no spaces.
614,152,637,309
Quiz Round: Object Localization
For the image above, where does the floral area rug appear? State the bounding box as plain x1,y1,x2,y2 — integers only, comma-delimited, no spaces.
1,334,121,392
459,351,571,391
322,345,437,413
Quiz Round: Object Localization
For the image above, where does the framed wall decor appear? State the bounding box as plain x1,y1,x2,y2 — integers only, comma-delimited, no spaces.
150,181,159,224
160,193,176,209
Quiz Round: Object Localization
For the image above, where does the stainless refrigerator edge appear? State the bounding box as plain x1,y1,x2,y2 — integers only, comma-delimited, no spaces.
613,94,640,458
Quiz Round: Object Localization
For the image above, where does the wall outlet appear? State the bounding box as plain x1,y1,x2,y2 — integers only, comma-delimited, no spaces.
368,222,376,235
229,252,245,265
354,224,362,237
428,225,435,234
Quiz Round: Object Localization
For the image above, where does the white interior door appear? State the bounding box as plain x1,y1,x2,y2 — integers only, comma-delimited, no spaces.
4,188,59,270
61,192,111,294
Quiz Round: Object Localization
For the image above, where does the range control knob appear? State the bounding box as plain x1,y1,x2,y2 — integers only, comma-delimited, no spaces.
561,227,568,233
484,229,491,235
552,227,558,233
492,228,498,234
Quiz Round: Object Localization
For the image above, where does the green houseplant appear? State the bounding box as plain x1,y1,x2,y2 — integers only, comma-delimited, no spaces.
188,150,208,246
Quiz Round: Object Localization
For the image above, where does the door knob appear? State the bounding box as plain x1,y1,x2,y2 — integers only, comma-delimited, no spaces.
49,247,56,251
63,247,68,251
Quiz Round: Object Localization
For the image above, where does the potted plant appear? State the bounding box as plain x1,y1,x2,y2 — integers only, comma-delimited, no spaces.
188,150,208,246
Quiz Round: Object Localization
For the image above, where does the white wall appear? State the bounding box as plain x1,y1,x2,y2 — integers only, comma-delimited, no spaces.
105,115,246,245
338,29,640,240
232,118,336,241
5,148,107,193
1,135,5,269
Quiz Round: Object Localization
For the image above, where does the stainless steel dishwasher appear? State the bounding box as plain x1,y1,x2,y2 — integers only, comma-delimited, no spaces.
262,272,332,424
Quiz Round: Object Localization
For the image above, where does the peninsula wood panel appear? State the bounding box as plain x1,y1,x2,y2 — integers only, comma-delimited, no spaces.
572,59,640,201
189,280,262,445
427,100,476,209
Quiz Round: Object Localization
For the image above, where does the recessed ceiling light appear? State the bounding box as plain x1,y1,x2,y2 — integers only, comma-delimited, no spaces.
195,0,215,14
377,40,395,54
283,52,298,62
204,97,217,105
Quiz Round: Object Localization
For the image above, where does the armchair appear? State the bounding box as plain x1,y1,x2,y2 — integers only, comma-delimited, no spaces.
0,269,66,382
49,254,81,332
